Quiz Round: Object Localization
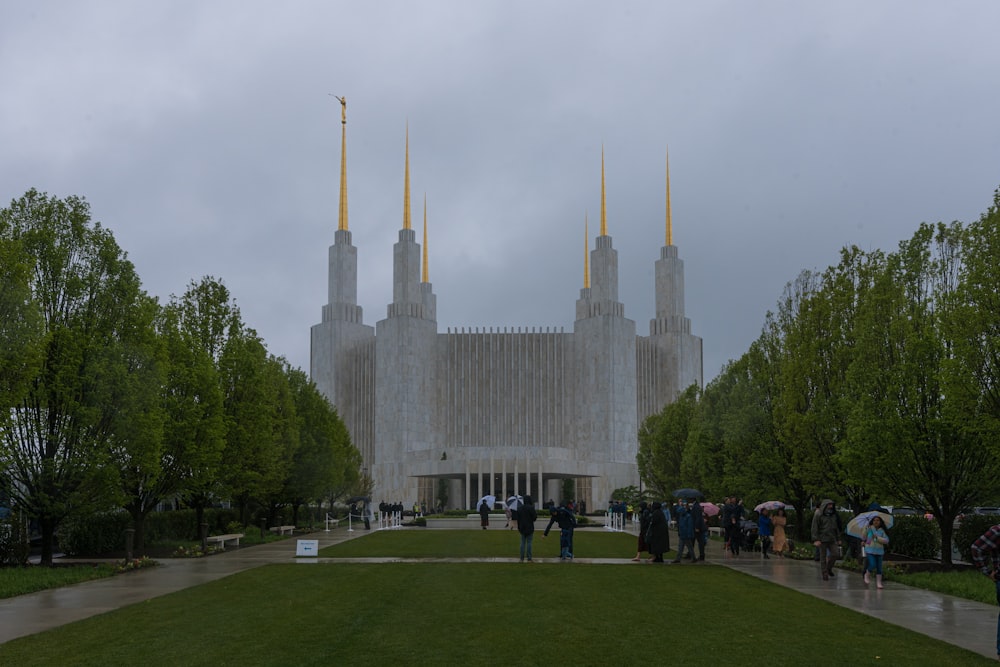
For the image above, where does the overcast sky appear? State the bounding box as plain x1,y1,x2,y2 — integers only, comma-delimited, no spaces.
3,2,999,383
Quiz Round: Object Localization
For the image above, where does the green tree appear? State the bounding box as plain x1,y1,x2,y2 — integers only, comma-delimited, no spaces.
276,365,359,527
638,384,699,499
168,277,239,529
848,222,995,565
0,190,147,564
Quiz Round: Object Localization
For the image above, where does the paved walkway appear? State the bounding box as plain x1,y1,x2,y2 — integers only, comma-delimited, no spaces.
1,527,997,660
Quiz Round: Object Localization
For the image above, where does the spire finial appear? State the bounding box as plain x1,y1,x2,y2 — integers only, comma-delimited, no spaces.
666,147,673,246
584,212,590,289
332,95,348,231
403,123,412,230
600,146,608,236
422,194,429,283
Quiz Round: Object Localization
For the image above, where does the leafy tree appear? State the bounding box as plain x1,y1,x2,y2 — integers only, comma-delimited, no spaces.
276,365,358,527
848,222,995,565
638,384,699,499
0,190,147,564
167,277,238,529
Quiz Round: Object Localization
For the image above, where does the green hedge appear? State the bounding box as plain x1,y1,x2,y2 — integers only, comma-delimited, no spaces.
888,515,940,559
0,510,31,566
954,514,1000,563
59,508,243,556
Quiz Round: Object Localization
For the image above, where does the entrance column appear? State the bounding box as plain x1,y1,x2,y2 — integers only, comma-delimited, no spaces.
465,462,471,510
537,460,543,507
502,458,507,503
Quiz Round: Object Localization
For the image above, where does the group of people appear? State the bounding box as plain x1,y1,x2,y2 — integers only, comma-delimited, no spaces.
497,495,578,562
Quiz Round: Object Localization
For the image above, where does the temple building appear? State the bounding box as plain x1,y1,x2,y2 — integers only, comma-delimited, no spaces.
310,101,702,509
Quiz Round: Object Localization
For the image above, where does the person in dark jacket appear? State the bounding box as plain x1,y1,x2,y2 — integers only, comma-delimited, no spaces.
645,501,670,562
515,495,538,562
722,496,743,556
632,501,652,562
543,505,577,560
479,499,490,530
811,499,842,580
691,501,707,561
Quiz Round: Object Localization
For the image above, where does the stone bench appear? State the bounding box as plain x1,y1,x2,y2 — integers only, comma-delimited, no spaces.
269,525,295,535
205,533,243,550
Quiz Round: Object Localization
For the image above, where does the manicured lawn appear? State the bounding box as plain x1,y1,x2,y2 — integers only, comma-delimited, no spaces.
318,526,638,558
0,531,993,665
0,564,119,599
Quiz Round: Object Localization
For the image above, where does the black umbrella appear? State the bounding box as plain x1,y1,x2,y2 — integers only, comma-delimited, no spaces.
672,488,704,499
346,496,371,504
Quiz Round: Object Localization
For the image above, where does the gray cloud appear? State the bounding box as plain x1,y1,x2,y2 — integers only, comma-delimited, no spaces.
3,1,999,382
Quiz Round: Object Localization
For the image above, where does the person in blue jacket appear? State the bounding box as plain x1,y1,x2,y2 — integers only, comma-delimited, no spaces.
758,508,773,558
672,500,696,563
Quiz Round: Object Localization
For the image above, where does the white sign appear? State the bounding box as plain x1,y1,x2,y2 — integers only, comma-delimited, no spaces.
296,539,319,557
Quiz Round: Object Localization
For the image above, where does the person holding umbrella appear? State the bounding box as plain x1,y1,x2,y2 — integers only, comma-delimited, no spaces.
862,515,889,588
971,523,1000,660
479,497,491,530
772,508,789,557
758,508,773,559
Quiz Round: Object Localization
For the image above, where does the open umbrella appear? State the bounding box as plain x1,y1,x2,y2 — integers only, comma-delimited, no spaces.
845,511,894,539
754,500,785,512
506,495,523,511
700,502,721,517
672,488,704,499
477,494,496,511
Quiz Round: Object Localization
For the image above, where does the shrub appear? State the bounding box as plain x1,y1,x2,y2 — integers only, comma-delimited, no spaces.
954,514,1000,563
0,510,31,566
889,515,940,559
59,511,131,556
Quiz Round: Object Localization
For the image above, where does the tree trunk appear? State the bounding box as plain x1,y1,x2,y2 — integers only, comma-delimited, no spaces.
39,517,57,566
938,516,955,568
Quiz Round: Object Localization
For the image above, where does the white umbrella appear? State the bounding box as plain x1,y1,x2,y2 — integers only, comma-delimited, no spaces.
506,495,523,511
846,511,893,538
478,495,496,510
754,500,786,512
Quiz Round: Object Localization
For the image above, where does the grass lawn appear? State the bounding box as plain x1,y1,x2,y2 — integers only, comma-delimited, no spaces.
318,526,638,558
0,530,994,666
0,564,118,599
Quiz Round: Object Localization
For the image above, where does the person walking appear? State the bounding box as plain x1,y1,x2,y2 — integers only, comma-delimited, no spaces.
811,499,842,580
971,523,1000,660
722,496,743,557
479,499,490,530
692,501,707,561
632,501,652,562
645,501,670,563
672,501,696,563
758,509,773,559
862,515,889,588
516,495,538,562
771,508,789,557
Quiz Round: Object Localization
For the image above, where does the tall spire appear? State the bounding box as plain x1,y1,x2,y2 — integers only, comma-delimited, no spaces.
665,147,673,246
600,146,607,236
422,194,429,283
336,95,348,231
584,213,590,288
403,124,412,230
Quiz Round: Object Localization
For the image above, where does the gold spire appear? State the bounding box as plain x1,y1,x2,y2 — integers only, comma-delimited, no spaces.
403,124,412,230
336,95,348,231
584,213,590,289
600,146,607,236
665,147,673,246
422,194,429,282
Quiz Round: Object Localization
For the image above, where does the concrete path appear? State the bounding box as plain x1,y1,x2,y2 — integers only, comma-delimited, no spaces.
1,526,997,660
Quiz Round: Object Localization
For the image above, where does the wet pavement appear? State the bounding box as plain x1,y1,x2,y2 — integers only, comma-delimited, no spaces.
1,526,998,660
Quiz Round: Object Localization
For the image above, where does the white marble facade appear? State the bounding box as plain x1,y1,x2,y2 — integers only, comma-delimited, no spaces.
310,140,702,510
